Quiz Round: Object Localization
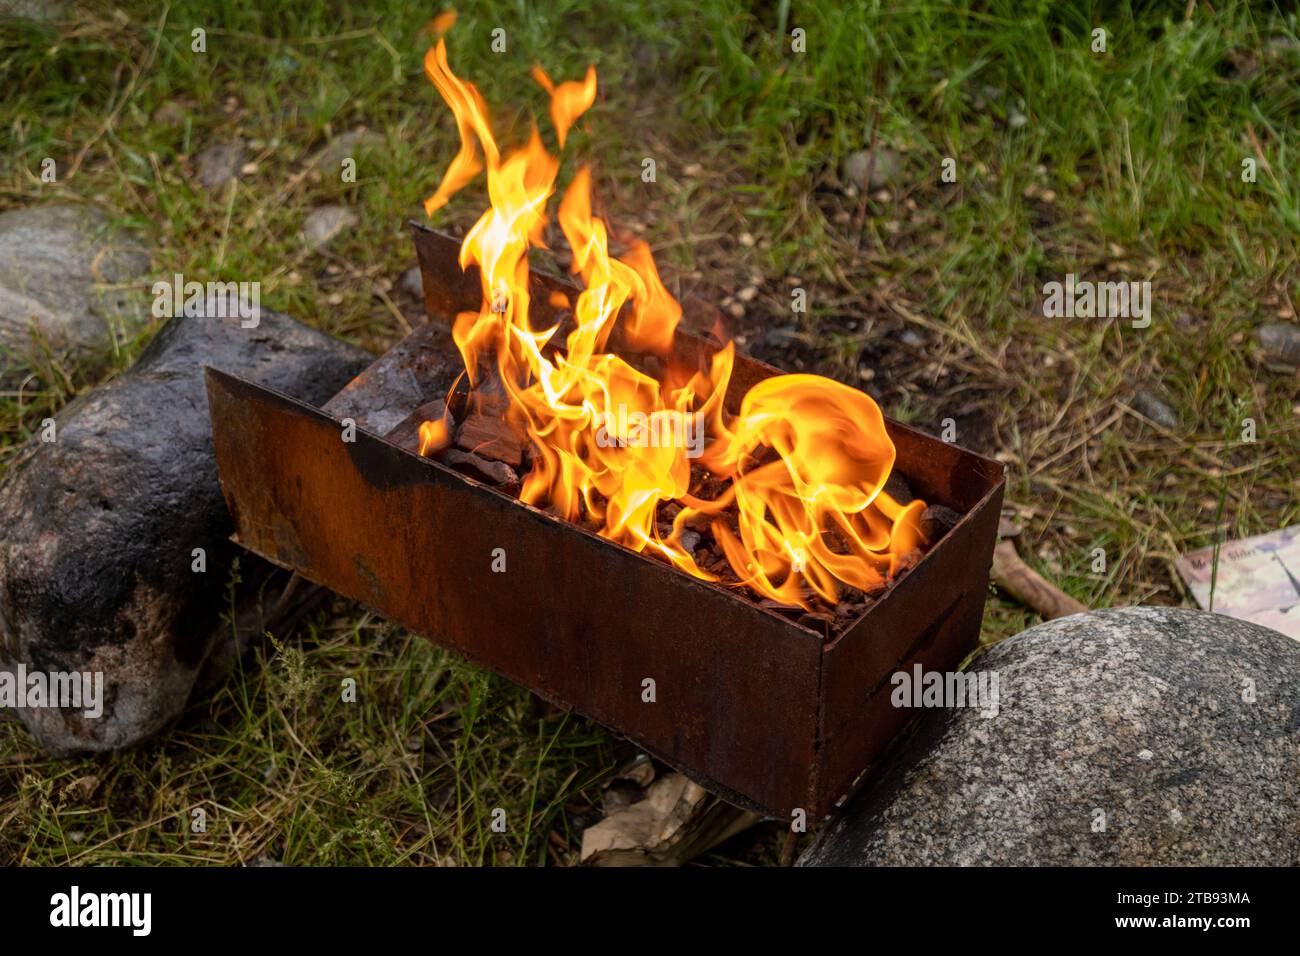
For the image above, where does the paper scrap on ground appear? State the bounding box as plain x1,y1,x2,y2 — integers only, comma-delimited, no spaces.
1176,524,1300,642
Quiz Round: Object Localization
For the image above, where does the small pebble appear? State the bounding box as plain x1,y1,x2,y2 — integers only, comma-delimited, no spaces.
1257,322,1300,370
1130,389,1180,430
397,265,423,297
302,205,358,250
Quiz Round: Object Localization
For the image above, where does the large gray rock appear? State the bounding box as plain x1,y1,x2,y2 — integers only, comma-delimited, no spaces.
0,204,150,368
799,607,1300,866
0,311,368,754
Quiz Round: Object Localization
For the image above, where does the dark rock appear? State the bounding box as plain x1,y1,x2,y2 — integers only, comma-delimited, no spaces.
0,204,150,370
0,311,368,754
799,607,1300,866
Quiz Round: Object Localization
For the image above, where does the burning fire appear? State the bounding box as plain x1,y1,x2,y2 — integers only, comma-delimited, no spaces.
419,18,926,609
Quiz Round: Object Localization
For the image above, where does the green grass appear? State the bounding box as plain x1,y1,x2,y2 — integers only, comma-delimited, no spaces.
2,0,1298,865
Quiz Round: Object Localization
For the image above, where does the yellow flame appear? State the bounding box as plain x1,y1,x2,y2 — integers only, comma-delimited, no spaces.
418,419,450,456
420,28,924,609
531,64,597,149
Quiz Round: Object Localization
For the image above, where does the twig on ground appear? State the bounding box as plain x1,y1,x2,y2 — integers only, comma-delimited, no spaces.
991,539,1088,620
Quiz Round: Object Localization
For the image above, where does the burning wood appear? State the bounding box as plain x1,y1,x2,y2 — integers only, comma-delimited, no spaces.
409,23,930,619
384,399,453,455
440,448,519,488
387,395,522,486
454,409,525,469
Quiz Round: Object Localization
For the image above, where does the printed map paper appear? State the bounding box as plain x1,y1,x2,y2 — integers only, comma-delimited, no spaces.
1175,524,1300,642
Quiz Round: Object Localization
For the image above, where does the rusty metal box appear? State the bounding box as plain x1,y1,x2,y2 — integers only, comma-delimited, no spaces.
204,226,1004,818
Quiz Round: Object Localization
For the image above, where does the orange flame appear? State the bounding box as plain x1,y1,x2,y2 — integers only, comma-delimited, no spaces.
531,64,597,149
419,27,925,610
418,419,450,456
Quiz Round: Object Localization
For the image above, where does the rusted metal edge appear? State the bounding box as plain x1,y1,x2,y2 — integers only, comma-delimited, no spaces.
207,363,827,639
813,474,1004,816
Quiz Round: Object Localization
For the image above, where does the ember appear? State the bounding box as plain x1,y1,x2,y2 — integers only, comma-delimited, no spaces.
417,20,926,611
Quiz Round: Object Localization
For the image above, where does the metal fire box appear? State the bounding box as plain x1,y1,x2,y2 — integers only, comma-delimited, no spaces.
204,224,1004,818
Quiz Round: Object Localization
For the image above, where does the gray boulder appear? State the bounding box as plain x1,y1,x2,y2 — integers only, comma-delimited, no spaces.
0,310,368,754
799,607,1300,866
0,204,150,370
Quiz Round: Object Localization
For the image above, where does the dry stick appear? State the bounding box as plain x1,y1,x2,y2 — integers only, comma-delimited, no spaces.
373,285,414,336
1028,406,1125,477
67,5,169,180
314,244,415,336
1245,121,1284,194
990,540,1087,621
778,829,799,867
884,298,1008,375
851,6,895,243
